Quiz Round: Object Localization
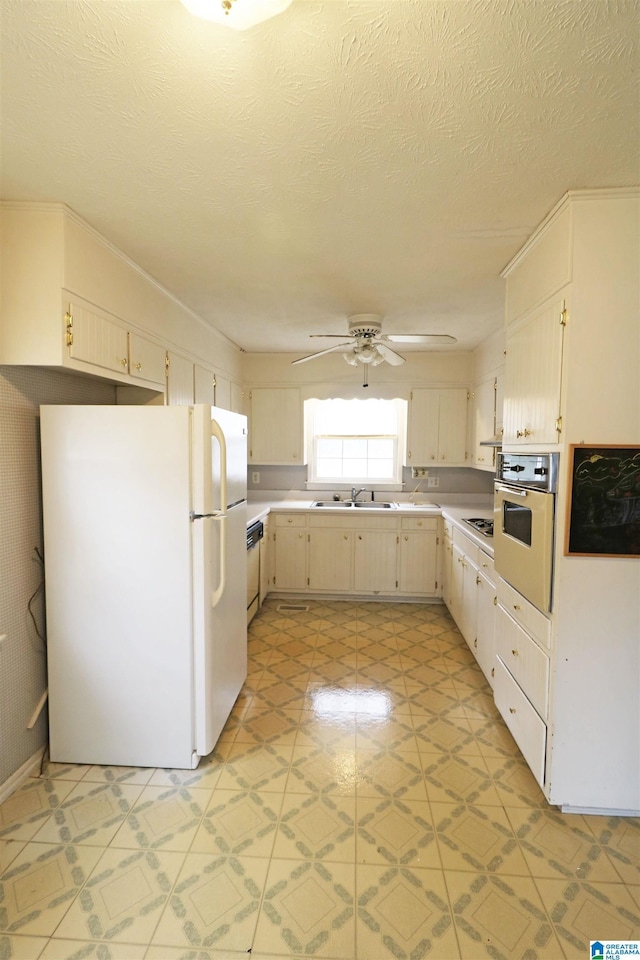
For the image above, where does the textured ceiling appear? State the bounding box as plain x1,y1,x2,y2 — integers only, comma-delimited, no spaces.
1,0,638,354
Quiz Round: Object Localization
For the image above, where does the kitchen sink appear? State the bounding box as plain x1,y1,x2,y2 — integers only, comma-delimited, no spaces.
311,501,354,507
311,500,396,509
353,501,395,508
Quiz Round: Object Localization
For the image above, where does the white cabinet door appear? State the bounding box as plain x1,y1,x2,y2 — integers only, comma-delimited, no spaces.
503,295,565,446
273,525,307,590
441,526,453,609
213,374,231,410
472,376,497,469
398,531,438,595
353,530,397,594
475,567,496,687
407,388,468,465
249,388,303,464
308,528,352,592
128,333,166,386
194,364,216,405
166,351,194,406
68,300,129,375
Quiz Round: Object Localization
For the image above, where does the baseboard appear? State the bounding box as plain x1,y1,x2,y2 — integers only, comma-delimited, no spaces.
0,746,47,804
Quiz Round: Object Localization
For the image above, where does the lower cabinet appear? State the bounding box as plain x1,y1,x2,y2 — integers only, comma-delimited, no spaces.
446,524,496,687
494,578,551,789
270,511,440,599
272,515,308,591
353,527,398,594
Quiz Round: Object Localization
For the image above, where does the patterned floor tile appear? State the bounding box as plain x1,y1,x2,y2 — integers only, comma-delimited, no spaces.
535,877,640,957
414,717,481,758
405,683,460,718
274,794,356,862
191,789,282,858
506,807,628,884
356,659,407,688
355,715,418,754
233,705,301,745
32,782,142,847
215,743,293,793
111,785,212,851
356,864,460,959
287,746,360,796
40,938,147,958
465,718,522,759
447,871,565,959
0,934,49,958
80,766,155,786
0,779,75,842
152,854,269,952
0,840,25,874
357,798,440,869
254,859,355,958
432,802,532,876
147,756,225,791
40,762,92,782
356,748,428,801
54,847,185,943
482,756,548,809
423,754,503,806
582,814,640,885
0,842,102,936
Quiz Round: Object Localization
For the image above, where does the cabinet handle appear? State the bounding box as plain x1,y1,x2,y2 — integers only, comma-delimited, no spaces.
358,535,362,540
516,428,532,438
120,358,128,368
135,362,142,371
511,649,519,657
513,604,520,611
344,534,349,540
404,535,409,541
476,576,481,585
509,707,516,714
493,596,497,606
473,638,477,648
287,518,293,524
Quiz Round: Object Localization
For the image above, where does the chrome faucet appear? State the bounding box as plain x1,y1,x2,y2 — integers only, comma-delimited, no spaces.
351,487,368,503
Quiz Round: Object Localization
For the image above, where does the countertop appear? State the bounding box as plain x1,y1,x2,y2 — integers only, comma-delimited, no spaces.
246,498,495,557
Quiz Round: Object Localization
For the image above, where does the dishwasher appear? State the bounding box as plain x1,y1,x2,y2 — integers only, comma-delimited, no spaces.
246,519,264,624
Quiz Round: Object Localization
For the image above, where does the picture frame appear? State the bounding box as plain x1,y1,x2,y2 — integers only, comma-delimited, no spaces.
564,444,640,557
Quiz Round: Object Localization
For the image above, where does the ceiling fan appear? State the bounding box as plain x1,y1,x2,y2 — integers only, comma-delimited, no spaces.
291,314,456,371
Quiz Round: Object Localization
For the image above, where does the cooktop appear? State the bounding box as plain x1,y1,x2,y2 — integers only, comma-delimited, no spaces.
463,517,494,537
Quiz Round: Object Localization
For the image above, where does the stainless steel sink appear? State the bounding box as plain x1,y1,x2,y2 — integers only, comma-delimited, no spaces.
311,501,354,507
353,501,395,508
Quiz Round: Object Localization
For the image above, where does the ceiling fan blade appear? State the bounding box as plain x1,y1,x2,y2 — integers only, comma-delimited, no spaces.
383,334,457,344
309,334,353,339
291,342,353,364
374,342,406,365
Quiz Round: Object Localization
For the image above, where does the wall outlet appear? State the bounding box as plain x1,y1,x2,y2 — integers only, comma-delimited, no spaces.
252,471,260,484
411,467,429,478
427,476,439,488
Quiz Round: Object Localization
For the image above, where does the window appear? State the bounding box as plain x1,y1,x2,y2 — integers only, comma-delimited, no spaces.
306,397,407,486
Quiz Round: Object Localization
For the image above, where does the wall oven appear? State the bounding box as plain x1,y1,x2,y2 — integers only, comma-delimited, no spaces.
494,453,559,613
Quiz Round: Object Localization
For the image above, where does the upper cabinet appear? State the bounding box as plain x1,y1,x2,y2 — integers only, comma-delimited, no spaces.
248,387,304,464
501,294,566,447
471,375,498,470
407,387,468,465
0,202,244,401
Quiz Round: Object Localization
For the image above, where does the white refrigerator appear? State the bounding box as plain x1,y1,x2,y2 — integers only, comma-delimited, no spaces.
40,404,248,769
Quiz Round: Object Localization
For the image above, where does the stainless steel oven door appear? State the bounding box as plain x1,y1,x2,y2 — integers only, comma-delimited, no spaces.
493,482,555,612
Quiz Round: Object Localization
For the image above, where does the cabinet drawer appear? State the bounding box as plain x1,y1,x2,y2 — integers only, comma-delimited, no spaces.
273,513,307,528
357,516,398,530
495,606,549,718
478,550,495,581
453,527,479,566
400,517,438,531
497,577,551,649
494,657,546,788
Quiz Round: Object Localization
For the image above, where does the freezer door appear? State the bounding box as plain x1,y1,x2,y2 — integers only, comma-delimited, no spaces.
192,405,247,515
192,504,248,756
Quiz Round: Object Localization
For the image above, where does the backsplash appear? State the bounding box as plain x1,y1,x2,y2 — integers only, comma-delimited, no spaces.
247,463,495,496
0,367,115,790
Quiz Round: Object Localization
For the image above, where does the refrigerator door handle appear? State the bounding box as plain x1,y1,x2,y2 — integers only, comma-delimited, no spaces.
210,418,227,609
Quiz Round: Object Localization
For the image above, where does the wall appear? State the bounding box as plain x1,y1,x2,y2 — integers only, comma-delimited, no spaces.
0,367,116,791
247,464,494,496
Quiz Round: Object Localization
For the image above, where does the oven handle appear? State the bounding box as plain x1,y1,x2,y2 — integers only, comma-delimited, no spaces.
496,484,529,498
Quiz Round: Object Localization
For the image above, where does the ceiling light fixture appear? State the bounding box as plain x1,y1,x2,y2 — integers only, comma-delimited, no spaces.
180,0,293,29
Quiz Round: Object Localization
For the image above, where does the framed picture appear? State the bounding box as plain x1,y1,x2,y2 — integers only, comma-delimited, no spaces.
565,445,640,557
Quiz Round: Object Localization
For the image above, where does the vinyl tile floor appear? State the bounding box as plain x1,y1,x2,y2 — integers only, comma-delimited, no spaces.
1,598,638,960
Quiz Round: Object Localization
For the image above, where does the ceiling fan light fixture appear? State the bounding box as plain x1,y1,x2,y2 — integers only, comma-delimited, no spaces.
343,351,359,366
180,0,293,29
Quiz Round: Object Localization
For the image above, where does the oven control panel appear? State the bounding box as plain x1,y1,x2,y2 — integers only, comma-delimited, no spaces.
496,453,558,492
